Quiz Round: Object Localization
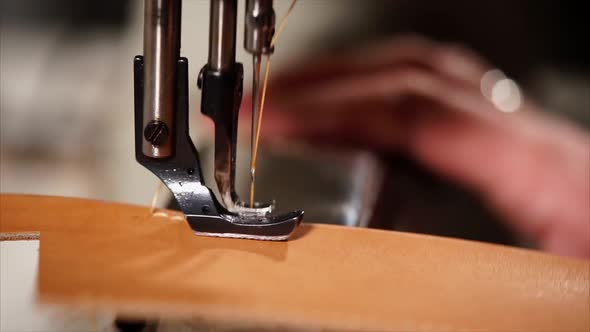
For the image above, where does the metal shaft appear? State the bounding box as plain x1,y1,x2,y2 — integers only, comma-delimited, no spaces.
208,0,237,71
244,0,275,55
142,0,181,158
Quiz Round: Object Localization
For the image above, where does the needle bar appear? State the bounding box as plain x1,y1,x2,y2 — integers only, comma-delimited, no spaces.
248,0,298,208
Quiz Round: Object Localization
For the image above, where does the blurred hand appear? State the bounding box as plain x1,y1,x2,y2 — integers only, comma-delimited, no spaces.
242,36,590,258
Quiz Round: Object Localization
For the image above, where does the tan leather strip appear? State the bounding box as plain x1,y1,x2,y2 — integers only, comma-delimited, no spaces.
1,194,588,332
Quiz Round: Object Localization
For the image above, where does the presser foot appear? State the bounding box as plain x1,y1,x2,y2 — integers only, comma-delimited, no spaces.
187,209,304,241
134,56,303,241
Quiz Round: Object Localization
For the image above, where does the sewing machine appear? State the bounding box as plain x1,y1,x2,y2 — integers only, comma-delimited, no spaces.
134,0,303,240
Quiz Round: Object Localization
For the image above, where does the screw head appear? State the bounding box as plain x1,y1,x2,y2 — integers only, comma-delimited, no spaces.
143,120,169,146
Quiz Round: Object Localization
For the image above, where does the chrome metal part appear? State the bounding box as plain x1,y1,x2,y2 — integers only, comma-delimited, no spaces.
142,0,181,158
244,0,275,55
208,0,237,71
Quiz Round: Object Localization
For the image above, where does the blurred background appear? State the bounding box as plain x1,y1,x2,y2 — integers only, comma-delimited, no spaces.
1,0,589,244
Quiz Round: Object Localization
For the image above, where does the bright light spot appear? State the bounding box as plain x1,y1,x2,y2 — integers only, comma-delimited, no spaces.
491,78,522,112
480,69,505,100
491,78,512,102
